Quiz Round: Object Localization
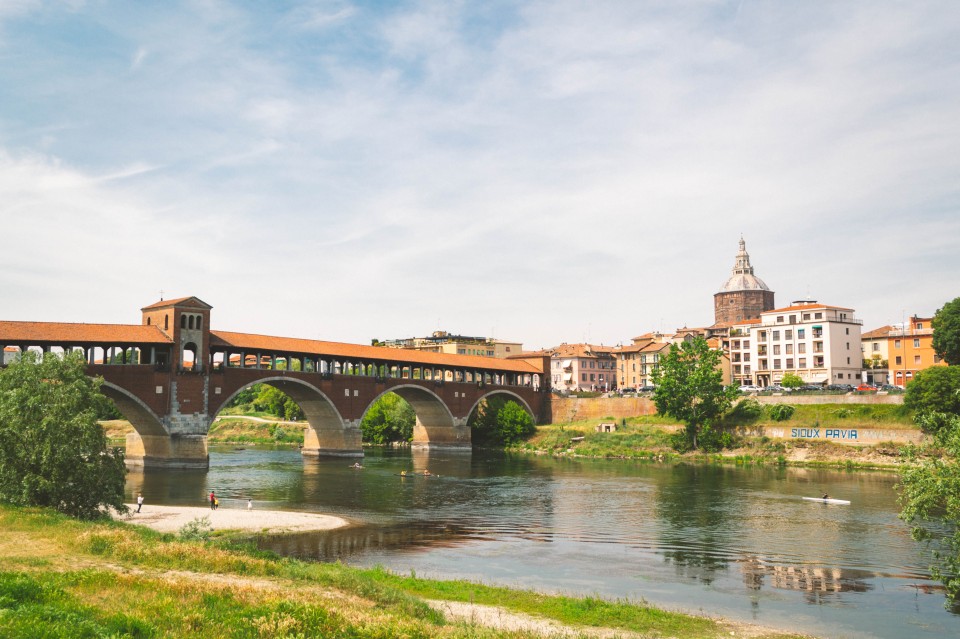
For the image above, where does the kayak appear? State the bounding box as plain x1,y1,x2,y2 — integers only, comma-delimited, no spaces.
802,497,851,505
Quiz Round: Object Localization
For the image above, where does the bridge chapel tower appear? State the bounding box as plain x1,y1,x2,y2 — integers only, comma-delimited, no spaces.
141,296,213,372
714,238,775,325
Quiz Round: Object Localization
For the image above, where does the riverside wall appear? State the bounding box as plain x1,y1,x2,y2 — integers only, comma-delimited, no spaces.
548,394,920,445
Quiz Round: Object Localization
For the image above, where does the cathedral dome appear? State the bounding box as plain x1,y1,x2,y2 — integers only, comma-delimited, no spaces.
718,238,770,292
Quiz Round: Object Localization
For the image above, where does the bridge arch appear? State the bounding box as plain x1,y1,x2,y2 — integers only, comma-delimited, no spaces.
218,376,360,458
372,384,469,448
99,381,169,438
466,390,537,424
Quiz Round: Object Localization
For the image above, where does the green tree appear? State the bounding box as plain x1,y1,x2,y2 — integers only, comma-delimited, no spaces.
932,297,960,365
904,366,960,425
651,336,738,450
469,396,535,446
360,393,415,444
0,351,127,519
780,373,803,390
899,412,960,606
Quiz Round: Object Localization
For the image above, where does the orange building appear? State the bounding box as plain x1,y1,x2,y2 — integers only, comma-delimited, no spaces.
886,315,945,387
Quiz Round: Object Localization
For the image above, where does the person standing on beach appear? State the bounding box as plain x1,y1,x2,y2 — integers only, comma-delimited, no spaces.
136,493,144,513
247,498,253,511
209,490,216,510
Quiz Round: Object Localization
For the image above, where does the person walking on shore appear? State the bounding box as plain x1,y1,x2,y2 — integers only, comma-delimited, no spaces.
136,493,144,513
209,490,216,510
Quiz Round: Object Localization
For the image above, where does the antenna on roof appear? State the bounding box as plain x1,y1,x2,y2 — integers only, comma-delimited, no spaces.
159,289,164,301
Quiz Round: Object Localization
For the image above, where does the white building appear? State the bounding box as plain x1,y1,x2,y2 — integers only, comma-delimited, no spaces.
728,300,862,388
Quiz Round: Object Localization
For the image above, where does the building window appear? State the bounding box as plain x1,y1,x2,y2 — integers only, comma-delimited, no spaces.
581,373,587,382
846,342,850,349
773,345,781,355
786,358,794,368
774,359,781,369
743,340,750,349
815,313,823,319
798,343,806,354
847,357,851,364
797,329,805,339
785,330,793,340
786,344,793,354
895,356,902,365
790,315,797,324
914,339,920,348
803,313,811,320
799,358,806,368
895,340,901,348
872,343,879,352
776,316,784,323
915,355,921,365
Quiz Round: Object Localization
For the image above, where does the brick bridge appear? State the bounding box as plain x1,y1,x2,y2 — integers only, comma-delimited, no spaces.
0,296,550,469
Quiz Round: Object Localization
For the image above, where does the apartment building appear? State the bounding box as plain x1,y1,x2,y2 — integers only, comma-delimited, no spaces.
380,331,522,359
860,325,893,385
887,316,944,386
729,300,862,387
549,343,617,392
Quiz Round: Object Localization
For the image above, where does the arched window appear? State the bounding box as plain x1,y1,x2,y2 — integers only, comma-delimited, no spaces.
197,316,202,329
147,317,151,325
188,315,195,330
164,315,169,330
181,315,187,329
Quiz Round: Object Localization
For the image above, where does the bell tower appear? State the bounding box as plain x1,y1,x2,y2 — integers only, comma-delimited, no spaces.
141,296,213,372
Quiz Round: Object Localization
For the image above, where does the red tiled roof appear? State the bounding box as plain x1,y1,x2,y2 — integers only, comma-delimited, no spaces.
0,321,172,345
862,325,894,339
141,296,212,311
209,330,541,373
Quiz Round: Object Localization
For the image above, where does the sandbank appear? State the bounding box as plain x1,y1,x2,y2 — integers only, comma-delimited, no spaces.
117,504,349,534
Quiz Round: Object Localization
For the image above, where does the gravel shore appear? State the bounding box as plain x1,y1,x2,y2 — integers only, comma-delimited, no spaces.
117,504,349,533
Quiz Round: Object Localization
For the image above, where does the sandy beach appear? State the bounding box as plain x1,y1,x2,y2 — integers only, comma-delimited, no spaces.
117,504,349,534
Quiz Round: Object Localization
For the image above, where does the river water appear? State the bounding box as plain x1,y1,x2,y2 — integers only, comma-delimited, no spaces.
126,446,959,638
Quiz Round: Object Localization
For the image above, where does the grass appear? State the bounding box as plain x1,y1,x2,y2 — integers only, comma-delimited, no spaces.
0,504,807,638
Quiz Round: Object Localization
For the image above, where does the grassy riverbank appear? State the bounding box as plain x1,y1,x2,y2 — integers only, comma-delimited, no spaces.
0,504,808,638
513,403,918,470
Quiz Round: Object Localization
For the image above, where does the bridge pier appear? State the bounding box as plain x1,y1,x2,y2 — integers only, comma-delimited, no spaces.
411,417,471,450
125,432,210,470
301,420,364,458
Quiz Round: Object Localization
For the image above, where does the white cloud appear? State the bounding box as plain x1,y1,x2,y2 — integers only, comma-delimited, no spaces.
0,1,958,348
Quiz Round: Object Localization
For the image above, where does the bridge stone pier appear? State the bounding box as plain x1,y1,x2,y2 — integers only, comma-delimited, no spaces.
0,296,550,470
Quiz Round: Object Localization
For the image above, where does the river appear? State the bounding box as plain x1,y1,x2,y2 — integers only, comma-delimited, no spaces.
125,446,959,639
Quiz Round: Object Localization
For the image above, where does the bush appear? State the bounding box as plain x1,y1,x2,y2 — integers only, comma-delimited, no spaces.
905,367,960,416
767,404,796,422
177,516,212,542
724,399,763,424
697,425,736,452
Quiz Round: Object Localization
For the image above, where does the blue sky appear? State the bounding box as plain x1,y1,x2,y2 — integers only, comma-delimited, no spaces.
1,1,958,350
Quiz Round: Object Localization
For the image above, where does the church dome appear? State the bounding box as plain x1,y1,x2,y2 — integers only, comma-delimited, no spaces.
718,238,771,292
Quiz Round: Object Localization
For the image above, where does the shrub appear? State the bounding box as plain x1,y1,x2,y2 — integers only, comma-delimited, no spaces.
767,404,796,422
177,516,212,542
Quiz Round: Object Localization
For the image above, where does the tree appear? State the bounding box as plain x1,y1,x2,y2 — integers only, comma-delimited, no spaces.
904,366,960,422
360,393,415,444
899,412,960,606
469,396,535,446
0,351,127,519
651,336,738,449
932,297,960,365
781,373,803,390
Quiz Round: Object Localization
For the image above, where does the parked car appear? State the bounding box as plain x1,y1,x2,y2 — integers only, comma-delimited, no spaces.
739,384,761,393
826,384,855,392
798,384,823,392
876,384,901,392
856,384,878,392
766,384,790,393
638,385,656,393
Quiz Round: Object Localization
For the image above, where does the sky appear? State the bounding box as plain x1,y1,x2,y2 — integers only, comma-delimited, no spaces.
1,1,958,351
